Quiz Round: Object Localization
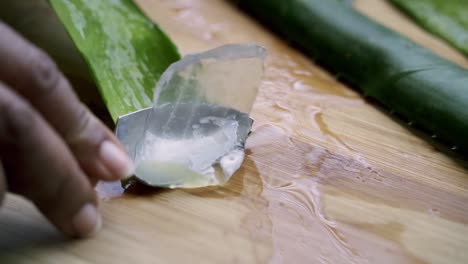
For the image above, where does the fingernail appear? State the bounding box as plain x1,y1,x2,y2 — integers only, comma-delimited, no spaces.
72,203,102,238
99,141,134,179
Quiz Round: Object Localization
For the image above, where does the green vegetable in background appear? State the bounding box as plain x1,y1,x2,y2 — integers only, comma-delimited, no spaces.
391,0,468,56
237,0,468,152
48,0,180,121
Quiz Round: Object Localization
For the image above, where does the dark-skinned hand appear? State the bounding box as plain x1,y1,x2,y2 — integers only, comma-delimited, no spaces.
0,22,133,238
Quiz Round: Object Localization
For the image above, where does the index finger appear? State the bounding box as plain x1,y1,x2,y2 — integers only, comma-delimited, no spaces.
0,22,133,180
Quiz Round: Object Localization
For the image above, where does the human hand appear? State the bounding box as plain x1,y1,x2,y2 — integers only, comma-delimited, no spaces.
0,22,133,238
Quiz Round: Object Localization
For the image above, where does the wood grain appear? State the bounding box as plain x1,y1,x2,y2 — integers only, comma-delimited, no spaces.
1,0,467,263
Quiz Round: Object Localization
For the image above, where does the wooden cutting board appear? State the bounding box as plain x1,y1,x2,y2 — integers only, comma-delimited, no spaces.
1,0,467,263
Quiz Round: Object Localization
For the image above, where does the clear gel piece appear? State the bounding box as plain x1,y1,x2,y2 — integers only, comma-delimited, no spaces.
122,44,265,188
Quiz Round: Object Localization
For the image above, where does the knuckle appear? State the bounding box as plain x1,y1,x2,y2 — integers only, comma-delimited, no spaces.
28,48,61,97
66,105,105,147
74,105,93,133
66,105,92,141
1,100,37,143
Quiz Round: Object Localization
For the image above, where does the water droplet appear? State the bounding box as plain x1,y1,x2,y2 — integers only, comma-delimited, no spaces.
293,80,311,91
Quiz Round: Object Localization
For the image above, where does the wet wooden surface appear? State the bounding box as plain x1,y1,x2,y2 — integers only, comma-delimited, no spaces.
1,0,468,263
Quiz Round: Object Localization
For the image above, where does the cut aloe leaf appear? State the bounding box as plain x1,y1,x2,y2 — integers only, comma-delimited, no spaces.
238,0,468,152
48,0,180,121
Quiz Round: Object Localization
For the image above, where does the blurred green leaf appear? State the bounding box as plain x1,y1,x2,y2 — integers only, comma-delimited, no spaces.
391,0,468,56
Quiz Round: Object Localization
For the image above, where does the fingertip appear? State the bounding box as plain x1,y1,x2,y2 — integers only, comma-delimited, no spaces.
71,203,102,238
99,141,134,180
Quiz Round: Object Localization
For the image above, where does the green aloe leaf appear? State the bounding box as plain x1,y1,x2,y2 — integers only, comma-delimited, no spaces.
48,0,180,121
237,0,468,152
391,0,468,56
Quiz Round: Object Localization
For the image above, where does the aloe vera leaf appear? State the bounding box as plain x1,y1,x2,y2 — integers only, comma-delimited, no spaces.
48,0,180,122
237,0,468,152
391,0,468,56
